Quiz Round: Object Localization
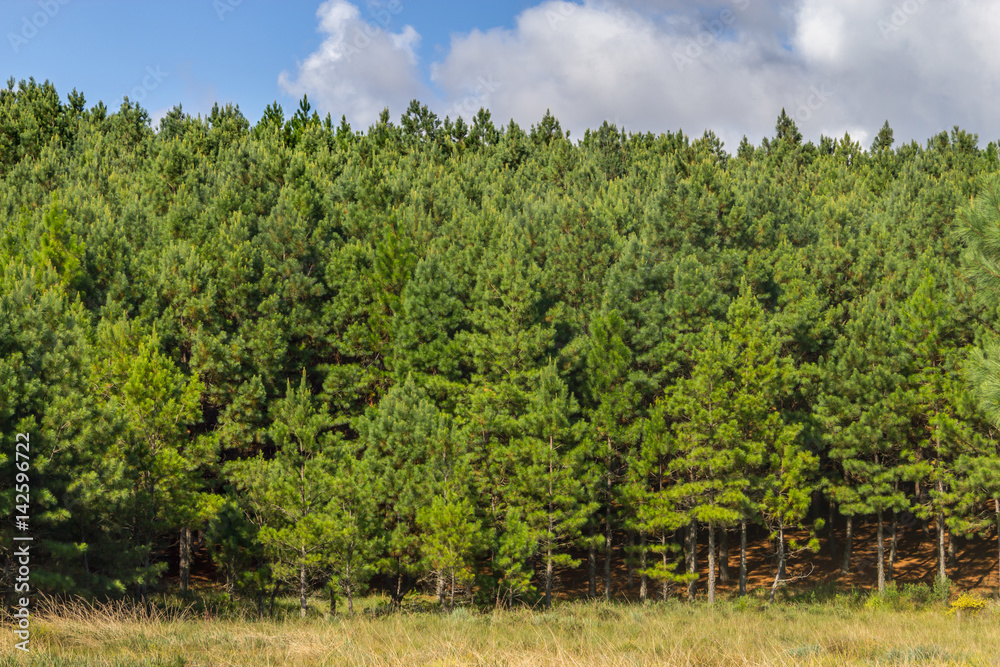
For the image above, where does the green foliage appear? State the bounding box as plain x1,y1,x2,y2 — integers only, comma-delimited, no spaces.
4,85,1000,611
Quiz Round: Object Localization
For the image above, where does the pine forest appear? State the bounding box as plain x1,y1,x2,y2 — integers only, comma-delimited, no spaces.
8,78,1000,622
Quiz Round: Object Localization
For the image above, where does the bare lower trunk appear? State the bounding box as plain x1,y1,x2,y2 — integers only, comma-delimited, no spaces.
661,534,669,602
993,496,1000,586
739,517,747,596
937,506,947,584
947,530,957,568
588,537,597,598
330,583,336,616
449,570,456,612
639,531,648,602
604,503,612,600
719,529,729,583
179,527,192,594
840,515,853,574
995,497,1000,589
300,560,308,618
888,511,898,582
686,519,697,602
937,479,947,583
627,533,635,590
437,571,445,607
268,579,279,617
876,509,885,593
768,523,786,604
545,545,554,609
828,500,838,559
707,523,716,605
346,562,354,616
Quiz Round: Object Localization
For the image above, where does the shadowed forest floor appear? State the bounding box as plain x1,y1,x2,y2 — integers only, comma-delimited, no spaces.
169,515,1000,604
551,519,1000,602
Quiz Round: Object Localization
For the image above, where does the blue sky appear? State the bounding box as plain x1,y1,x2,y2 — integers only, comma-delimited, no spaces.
3,1,999,151
1,1,537,122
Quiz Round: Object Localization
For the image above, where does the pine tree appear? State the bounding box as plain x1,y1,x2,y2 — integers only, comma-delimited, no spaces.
504,362,595,608
815,294,910,591
585,310,639,600
898,272,981,585
417,493,486,611
356,376,451,605
226,373,339,618
88,317,211,599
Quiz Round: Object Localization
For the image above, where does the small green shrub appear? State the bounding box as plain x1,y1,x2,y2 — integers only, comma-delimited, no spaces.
900,582,933,606
932,577,952,604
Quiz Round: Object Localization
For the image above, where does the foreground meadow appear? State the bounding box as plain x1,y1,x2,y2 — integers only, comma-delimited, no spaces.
4,592,1000,666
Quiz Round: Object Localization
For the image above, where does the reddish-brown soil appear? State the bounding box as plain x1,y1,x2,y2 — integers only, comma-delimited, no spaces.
166,517,1000,601
550,518,1000,601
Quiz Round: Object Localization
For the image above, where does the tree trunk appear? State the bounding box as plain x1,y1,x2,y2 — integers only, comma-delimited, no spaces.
627,533,635,590
661,533,669,602
686,519,697,602
888,511,898,582
840,515,853,575
995,496,1000,589
768,523,786,604
604,502,612,601
299,560,308,618
436,571,446,607
330,583,336,616
937,507,947,584
226,557,236,596
827,500,838,559
545,545,554,609
937,479,947,584
639,531,648,602
947,529,957,568
876,509,885,594
179,527,192,594
268,579,279,618
588,535,597,598
719,529,729,583
739,517,748,597
707,523,716,605
346,561,354,616
546,437,555,609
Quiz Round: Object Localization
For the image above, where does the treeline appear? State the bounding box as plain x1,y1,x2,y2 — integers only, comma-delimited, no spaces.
3,77,1000,615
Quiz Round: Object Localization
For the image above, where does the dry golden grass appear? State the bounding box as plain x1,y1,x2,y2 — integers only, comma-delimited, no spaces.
4,592,1000,666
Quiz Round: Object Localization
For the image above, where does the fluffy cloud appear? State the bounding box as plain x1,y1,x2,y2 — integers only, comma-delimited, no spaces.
286,0,1000,151
278,0,427,127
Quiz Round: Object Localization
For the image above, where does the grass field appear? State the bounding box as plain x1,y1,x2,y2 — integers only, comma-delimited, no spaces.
3,588,1000,667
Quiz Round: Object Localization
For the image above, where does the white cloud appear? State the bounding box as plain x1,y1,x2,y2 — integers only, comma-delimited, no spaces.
284,0,1000,150
278,0,427,128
